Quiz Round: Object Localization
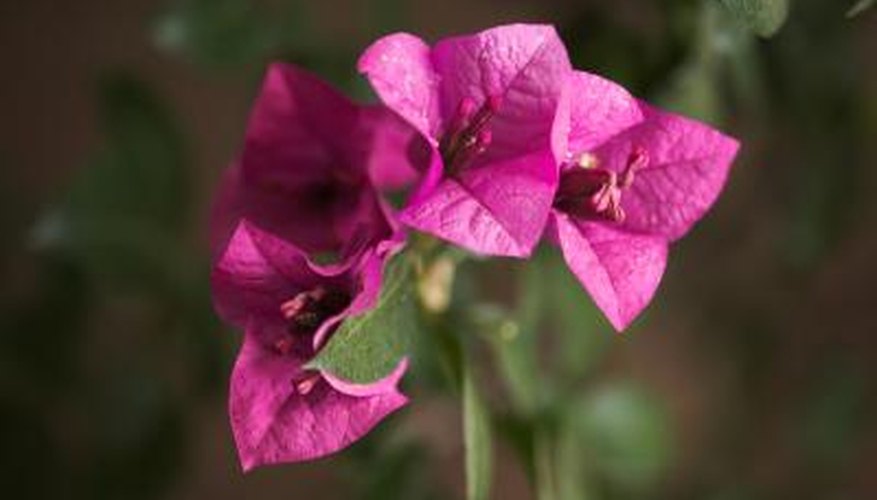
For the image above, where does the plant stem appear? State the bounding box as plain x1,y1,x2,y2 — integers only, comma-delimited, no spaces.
534,426,557,500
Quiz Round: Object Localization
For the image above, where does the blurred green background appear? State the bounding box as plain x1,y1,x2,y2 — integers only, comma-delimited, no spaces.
1,0,876,499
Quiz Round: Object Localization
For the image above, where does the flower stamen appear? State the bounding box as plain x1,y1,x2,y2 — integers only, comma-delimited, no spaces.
554,146,649,223
280,286,349,333
273,286,351,356
440,95,502,175
293,372,321,395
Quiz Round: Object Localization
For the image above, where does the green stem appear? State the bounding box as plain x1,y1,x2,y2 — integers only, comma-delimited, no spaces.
534,427,557,500
463,360,492,500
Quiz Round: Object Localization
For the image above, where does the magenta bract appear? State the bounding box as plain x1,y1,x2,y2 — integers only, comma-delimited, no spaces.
549,71,739,331
211,63,418,259
210,64,417,470
359,24,573,257
213,222,407,470
209,22,743,473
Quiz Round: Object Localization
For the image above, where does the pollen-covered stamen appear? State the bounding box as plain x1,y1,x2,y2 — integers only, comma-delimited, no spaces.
443,98,477,146
453,129,493,171
620,146,648,188
440,95,502,175
279,286,351,335
577,152,600,170
589,173,618,213
273,286,351,356
474,129,493,155
554,147,649,223
468,95,502,135
292,371,321,395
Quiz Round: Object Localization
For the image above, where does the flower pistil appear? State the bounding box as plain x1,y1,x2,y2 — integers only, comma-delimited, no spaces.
554,146,649,223
439,95,502,175
274,286,352,394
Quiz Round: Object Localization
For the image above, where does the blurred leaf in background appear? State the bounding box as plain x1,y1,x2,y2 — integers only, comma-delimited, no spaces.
656,1,728,125
0,256,90,498
720,0,789,37
151,0,407,97
485,247,611,418
153,0,305,69
560,2,694,98
350,439,445,500
846,0,874,17
3,69,228,499
85,366,186,500
795,358,872,491
33,74,190,293
567,383,673,497
761,0,868,271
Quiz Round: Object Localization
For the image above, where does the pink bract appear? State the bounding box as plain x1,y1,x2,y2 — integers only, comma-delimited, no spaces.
550,70,739,331
211,63,420,259
359,24,572,257
212,222,407,470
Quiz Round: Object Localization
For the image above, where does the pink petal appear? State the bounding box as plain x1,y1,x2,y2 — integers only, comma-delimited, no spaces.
242,64,358,198
552,212,668,332
312,246,387,349
432,24,572,161
358,104,426,191
404,150,445,209
211,223,306,329
244,221,354,280
400,150,557,257
210,161,357,257
595,102,740,241
247,63,358,156
211,222,352,330
360,25,572,258
566,70,644,153
358,33,441,140
213,63,395,256
229,333,407,471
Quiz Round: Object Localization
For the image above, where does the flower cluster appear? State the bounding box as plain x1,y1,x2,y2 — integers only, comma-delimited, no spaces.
211,23,739,470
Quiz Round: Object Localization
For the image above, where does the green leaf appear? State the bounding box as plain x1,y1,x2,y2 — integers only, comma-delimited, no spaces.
720,0,789,37
309,253,415,384
463,363,493,500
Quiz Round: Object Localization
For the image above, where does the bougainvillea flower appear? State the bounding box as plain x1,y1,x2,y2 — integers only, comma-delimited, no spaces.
359,23,572,257
211,62,421,258
548,71,739,331
212,221,407,470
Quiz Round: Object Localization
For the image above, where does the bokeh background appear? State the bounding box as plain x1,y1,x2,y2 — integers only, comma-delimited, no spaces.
2,0,876,499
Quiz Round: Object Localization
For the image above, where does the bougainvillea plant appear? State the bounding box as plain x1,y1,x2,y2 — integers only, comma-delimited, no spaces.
210,22,738,495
